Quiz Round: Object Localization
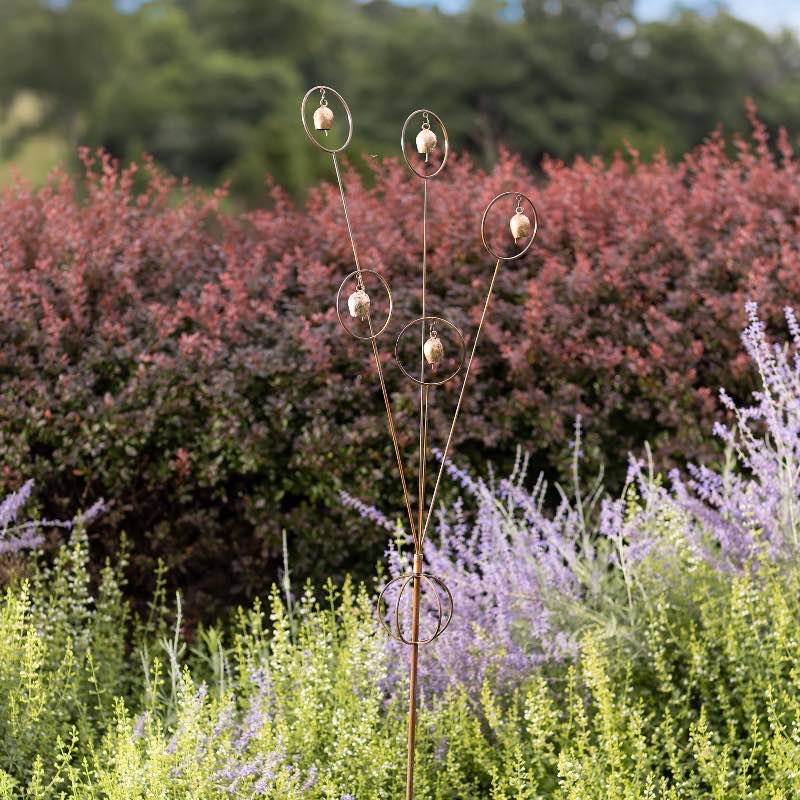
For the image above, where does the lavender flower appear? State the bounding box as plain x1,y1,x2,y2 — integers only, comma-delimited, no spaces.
656,303,800,568
233,701,265,754
348,303,800,696
0,479,34,530
132,712,149,741
0,481,45,556
339,490,395,532
0,526,45,555
76,498,108,527
0,480,106,555
302,763,318,790
0,481,106,556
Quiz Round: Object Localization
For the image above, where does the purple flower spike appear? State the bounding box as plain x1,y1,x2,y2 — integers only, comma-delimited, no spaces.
344,303,800,696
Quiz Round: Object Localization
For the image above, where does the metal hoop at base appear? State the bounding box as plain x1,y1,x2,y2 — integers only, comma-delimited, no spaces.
377,572,454,645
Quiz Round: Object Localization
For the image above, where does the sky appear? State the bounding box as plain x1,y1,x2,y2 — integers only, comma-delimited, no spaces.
396,0,800,33
639,0,800,32
104,0,800,32
102,0,800,33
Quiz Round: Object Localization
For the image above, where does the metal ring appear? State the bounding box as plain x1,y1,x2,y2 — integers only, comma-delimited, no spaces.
394,315,466,387
393,575,419,644
301,85,353,154
379,575,412,643
401,109,450,180
335,269,393,342
480,191,539,261
377,572,454,646
424,574,454,639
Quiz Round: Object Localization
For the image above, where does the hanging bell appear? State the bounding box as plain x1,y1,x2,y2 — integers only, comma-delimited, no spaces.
314,104,334,136
416,126,437,164
348,287,371,322
424,330,444,371
510,210,531,245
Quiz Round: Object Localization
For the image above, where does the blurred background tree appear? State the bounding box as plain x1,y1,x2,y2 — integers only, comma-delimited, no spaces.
1,0,800,203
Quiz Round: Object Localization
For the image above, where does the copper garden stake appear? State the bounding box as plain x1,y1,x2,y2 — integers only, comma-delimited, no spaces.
301,87,539,800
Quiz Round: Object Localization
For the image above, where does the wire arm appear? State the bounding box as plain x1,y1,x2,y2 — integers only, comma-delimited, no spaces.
331,150,418,541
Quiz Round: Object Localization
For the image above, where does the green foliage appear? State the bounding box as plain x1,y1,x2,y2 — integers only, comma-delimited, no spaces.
2,517,800,797
0,526,130,783
3,0,800,201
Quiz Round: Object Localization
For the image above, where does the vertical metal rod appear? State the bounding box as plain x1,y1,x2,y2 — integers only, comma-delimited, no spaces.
419,386,429,530
420,258,502,544
418,178,428,543
406,551,423,800
407,174,430,800
331,151,418,541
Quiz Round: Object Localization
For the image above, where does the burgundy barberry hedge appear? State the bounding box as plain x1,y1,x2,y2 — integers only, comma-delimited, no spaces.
1,107,798,618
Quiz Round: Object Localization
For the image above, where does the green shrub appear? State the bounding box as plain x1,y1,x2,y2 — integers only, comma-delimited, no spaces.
5,115,800,617
0,525,129,784
1,522,800,799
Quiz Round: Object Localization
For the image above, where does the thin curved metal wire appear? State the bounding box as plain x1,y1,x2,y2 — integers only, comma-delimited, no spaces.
418,177,428,553
377,572,454,645
419,256,500,545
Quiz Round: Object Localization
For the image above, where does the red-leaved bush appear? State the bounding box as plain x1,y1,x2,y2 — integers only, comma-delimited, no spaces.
1,106,798,617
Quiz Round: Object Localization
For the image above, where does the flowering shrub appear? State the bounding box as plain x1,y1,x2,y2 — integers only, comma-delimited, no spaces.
0,528,126,783
0,308,798,796
2,511,800,797
3,107,800,615
359,303,800,698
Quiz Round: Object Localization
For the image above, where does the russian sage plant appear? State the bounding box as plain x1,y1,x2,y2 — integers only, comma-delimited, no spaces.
2,305,800,797
349,303,800,694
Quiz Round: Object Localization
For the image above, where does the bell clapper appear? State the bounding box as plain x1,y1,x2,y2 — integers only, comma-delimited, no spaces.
416,112,437,165
509,195,531,247
314,88,334,137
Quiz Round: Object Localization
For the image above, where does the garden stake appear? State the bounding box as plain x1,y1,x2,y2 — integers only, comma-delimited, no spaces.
301,87,539,800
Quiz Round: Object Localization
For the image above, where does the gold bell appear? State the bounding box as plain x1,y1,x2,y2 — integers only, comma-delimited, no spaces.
416,114,437,163
510,203,531,245
348,287,371,322
314,92,333,136
314,105,333,136
423,330,444,371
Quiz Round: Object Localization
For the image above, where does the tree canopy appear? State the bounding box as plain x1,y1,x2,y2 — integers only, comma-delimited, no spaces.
2,0,800,202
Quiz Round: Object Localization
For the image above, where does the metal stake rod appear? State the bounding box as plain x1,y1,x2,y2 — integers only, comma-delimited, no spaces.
301,86,538,799
406,552,422,799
